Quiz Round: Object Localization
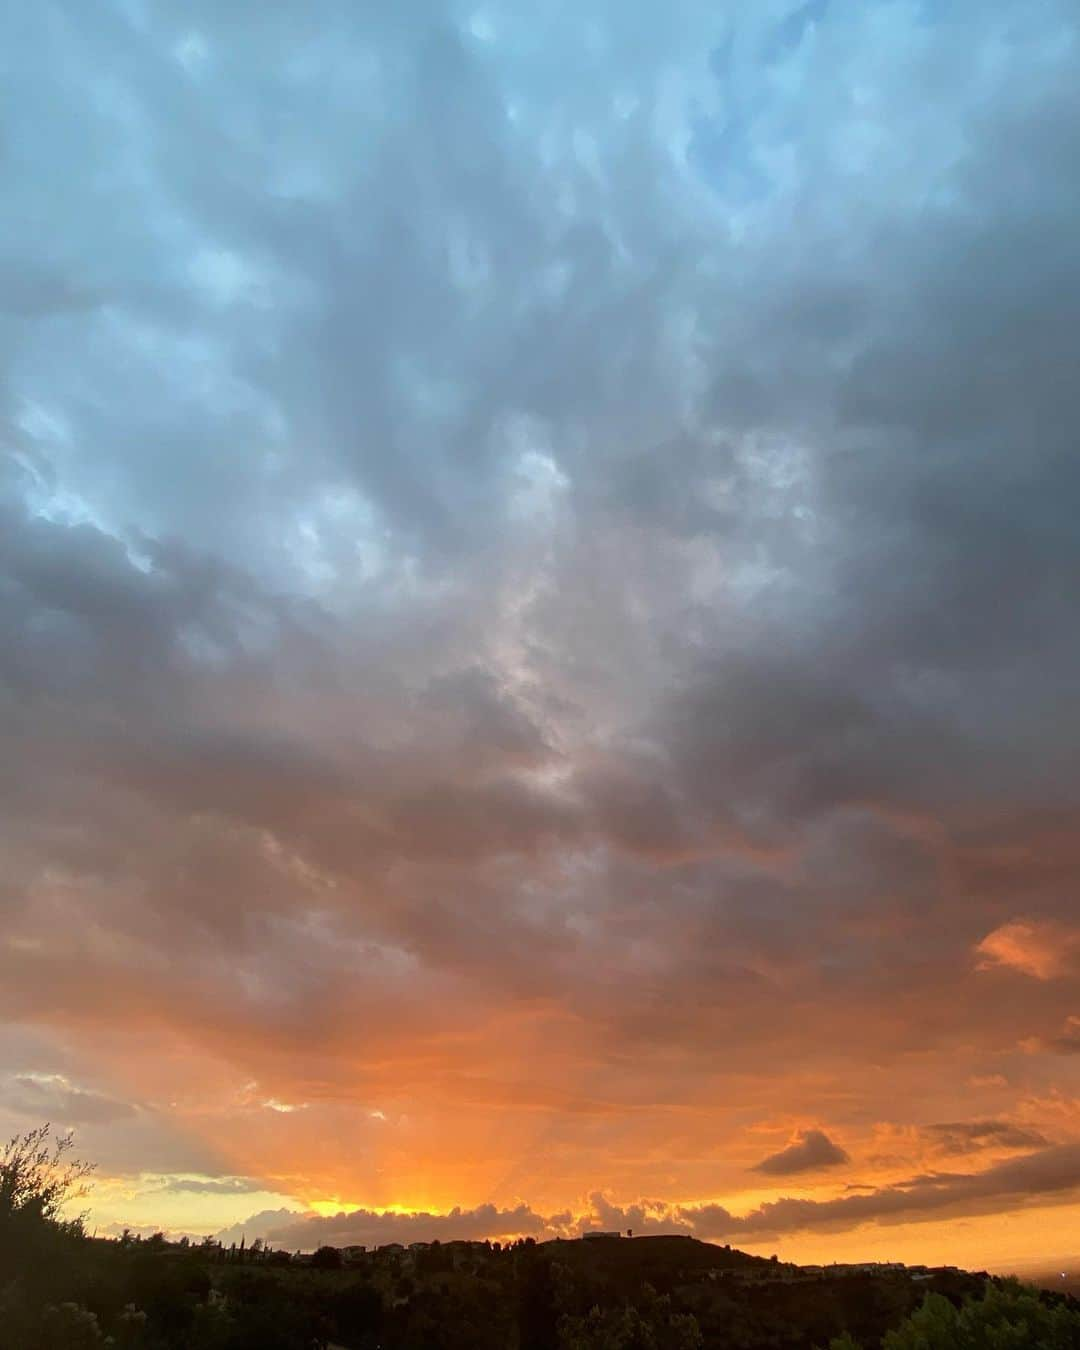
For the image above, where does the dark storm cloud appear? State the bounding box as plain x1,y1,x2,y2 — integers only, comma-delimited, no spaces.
752,1130,850,1176
684,1144,1080,1241
1,0,1079,1226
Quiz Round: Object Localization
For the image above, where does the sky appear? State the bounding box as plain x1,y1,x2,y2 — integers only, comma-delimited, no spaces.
2,0,1079,1271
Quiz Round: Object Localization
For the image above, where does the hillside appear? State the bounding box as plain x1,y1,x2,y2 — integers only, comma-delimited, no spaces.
6,1219,1080,1349
538,1232,771,1278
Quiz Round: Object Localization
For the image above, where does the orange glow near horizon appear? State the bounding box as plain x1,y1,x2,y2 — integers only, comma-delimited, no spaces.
47,1016,1080,1274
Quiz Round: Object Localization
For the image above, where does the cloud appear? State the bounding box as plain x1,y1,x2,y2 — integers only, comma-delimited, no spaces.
578,1193,693,1239
159,1177,265,1196
683,1144,1080,1241
976,921,1080,980
210,1143,1080,1249
227,1203,564,1252
214,1210,309,1249
923,1121,1048,1156
220,1193,694,1251
1050,1021,1080,1055
1029,1016,1080,1057
752,1129,850,1176
5,1073,137,1125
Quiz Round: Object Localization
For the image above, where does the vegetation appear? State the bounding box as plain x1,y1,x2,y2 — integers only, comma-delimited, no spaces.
3,1126,1080,1348
830,1279,1080,1349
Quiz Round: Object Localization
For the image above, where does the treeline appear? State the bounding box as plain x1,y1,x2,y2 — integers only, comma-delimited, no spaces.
4,1126,1080,1349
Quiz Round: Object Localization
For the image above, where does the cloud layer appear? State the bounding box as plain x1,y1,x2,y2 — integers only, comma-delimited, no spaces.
1,0,1079,1265
212,1139,1080,1251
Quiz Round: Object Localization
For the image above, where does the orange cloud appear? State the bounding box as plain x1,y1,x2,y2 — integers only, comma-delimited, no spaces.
975,919,1080,980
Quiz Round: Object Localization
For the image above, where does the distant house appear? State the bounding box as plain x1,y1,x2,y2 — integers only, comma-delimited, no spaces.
822,1261,907,1277
342,1245,367,1260
408,1242,430,1252
731,1268,774,1284
377,1242,406,1255
582,1231,622,1240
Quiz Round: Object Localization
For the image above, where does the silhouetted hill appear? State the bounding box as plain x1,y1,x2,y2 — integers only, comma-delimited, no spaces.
9,1156,1079,1350
555,1234,764,1261
540,1233,770,1278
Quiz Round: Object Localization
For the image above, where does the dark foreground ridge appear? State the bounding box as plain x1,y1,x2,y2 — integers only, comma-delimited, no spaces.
4,1131,1080,1348
7,1226,1080,1349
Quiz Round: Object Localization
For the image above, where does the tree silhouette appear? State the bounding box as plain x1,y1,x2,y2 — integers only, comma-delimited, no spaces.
1,1123,95,1266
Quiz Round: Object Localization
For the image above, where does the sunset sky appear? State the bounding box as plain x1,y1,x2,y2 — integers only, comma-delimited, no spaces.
2,0,1079,1272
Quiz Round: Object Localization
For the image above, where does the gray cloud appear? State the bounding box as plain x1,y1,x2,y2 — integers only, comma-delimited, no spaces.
221,1193,695,1251
924,1122,1049,1156
5,1074,137,1126
231,1202,561,1252
213,1210,307,1249
752,1129,850,1176
684,1144,1080,1241
159,1177,265,1196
